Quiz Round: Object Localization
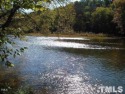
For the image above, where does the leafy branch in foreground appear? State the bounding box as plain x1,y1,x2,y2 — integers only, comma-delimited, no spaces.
0,30,27,67
0,0,43,66
0,0,69,66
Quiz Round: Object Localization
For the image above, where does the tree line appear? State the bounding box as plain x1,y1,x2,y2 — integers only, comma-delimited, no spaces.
23,0,125,36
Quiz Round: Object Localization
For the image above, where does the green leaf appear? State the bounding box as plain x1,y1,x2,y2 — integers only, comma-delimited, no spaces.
24,47,28,49
5,61,14,67
17,53,21,56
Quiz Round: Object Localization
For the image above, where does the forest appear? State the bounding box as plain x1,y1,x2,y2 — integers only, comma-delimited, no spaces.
15,0,125,36
0,0,125,36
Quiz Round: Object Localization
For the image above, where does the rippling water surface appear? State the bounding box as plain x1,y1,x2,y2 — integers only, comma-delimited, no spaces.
0,36,125,94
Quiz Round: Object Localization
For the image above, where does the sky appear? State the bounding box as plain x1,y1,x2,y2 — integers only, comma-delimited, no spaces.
72,0,80,2
24,0,80,13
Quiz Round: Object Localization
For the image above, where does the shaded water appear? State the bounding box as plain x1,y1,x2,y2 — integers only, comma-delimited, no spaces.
0,36,125,94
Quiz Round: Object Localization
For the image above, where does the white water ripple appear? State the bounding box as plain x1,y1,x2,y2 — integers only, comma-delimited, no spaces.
25,36,123,50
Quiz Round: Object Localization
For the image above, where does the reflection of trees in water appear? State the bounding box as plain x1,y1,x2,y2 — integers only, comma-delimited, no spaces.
0,61,51,94
0,66,22,93
104,50,125,71
61,48,125,71
0,70,37,94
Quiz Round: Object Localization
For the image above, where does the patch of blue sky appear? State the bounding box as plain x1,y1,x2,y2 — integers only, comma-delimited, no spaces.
23,0,80,13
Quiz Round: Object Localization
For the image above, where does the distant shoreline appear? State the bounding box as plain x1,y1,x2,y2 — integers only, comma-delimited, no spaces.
25,32,125,39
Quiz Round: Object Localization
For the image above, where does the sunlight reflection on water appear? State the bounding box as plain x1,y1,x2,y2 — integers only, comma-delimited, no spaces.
40,68,97,94
1,36,125,94
24,36,123,50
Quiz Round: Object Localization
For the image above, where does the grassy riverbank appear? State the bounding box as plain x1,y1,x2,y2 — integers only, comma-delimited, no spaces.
26,32,111,39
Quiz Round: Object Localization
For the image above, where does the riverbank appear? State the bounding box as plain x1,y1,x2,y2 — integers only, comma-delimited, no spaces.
25,32,112,40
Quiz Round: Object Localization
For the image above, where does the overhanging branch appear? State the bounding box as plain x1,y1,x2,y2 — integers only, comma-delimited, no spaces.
1,5,20,30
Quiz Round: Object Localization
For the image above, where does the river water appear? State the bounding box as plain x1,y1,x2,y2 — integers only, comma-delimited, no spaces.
0,36,125,94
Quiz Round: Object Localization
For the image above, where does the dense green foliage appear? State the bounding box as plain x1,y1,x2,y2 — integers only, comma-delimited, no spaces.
113,0,125,34
91,7,114,33
73,0,125,35
24,0,125,35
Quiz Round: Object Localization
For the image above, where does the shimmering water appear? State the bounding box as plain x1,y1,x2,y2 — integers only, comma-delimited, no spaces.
0,36,125,94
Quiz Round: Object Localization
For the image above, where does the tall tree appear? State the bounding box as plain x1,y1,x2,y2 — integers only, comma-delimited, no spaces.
113,0,125,34
92,7,114,33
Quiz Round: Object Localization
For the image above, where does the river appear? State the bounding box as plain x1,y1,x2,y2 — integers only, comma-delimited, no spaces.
0,36,125,94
